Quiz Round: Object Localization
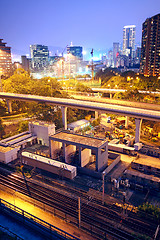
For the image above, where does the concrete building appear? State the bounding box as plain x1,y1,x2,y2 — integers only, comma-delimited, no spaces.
140,13,160,76
30,44,49,70
49,131,108,172
21,55,30,71
0,131,37,149
113,42,120,68
0,131,37,164
0,145,19,164
135,47,141,65
22,151,77,179
108,50,113,67
67,119,90,133
29,121,55,146
123,25,136,60
67,44,83,60
0,121,55,164
0,39,12,76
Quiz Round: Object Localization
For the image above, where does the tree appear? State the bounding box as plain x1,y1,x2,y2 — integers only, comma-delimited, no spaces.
0,101,7,116
0,118,5,139
18,121,29,133
75,82,92,92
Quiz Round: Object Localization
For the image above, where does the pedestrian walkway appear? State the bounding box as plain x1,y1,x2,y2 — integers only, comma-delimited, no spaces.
0,214,44,240
0,186,96,240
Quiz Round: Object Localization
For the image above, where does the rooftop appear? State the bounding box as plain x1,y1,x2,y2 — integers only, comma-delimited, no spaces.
50,131,107,148
22,151,76,173
0,145,14,153
30,121,55,127
67,119,89,128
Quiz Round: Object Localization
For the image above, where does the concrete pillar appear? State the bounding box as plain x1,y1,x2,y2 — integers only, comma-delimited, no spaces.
7,100,12,114
125,116,129,129
79,147,82,167
135,118,142,143
62,142,66,161
95,111,99,119
110,93,112,99
61,106,67,130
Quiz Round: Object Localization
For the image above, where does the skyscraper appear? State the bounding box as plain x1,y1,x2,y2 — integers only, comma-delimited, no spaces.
140,13,160,76
123,25,136,58
67,44,83,60
30,44,49,70
113,42,120,68
0,39,12,76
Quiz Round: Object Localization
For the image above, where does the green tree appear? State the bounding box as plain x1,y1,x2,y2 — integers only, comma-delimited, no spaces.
18,121,29,133
75,82,92,92
0,118,5,139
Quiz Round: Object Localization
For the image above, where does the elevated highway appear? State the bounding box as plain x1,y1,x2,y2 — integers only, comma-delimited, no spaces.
91,87,160,95
0,92,159,143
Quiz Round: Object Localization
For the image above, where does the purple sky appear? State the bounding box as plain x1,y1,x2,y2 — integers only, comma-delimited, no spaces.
1,0,160,60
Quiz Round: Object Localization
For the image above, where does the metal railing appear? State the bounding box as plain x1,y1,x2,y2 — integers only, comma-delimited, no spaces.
0,198,79,240
0,224,24,240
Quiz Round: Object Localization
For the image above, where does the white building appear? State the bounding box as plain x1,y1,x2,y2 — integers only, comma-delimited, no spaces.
0,145,19,164
123,25,136,58
29,121,55,146
67,119,90,133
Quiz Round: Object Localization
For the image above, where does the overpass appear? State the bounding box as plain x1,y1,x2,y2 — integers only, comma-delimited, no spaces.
0,92,160,143
91,88,160,98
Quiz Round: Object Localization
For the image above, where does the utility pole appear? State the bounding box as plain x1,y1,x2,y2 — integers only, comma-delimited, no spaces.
78,197,81,228
102,172,105,205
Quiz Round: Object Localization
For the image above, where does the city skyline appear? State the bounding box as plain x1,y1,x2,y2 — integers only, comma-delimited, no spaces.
1,0,160,61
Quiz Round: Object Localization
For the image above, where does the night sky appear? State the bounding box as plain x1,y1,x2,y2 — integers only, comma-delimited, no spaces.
1,0,160,60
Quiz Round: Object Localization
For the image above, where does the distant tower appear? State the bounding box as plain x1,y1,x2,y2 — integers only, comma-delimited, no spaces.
123,25,136,59
140,13,160,76
67,44,83,60
108,50,113,67
0,39,12,76
21,56,30,71
113,43,120,68
30,44,49,70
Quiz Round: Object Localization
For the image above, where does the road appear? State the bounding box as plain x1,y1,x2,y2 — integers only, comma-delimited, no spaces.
0,92,160,121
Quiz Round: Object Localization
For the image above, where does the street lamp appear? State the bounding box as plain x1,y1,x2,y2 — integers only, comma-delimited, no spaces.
48,79,52,97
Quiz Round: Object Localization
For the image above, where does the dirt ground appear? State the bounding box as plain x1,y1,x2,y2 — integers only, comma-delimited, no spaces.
3,122,19,137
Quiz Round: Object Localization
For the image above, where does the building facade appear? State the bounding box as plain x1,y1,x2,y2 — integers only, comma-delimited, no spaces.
21,55,30,71
123,25,136,59
67,45,83,60
0,39,12,76
30,44,49,70
140,13,160,76
113,42,120,68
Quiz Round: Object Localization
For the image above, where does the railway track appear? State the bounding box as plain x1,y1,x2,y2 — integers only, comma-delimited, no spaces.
0,168,157,240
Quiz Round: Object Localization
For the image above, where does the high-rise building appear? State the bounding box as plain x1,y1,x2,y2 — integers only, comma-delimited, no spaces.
0,39,12,76
21,55,30,71
67,44,83,60
113,42,120,68
107,50,113,67
30,44,49,70
123,25,136,59
140,13,160,76
135,47,141,64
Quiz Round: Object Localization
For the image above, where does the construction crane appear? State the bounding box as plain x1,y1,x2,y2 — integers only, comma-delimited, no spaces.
87,48,100,82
